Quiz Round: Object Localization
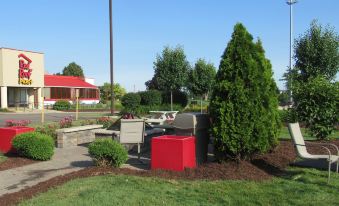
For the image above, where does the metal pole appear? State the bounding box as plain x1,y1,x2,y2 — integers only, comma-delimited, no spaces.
109,0,115,116
287,0,297,105
41,99,44,123
41,89,44,123
76,96,79,120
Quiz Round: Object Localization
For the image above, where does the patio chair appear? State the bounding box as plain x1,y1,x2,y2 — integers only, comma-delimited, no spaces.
288,122,339,182
119,119,145,162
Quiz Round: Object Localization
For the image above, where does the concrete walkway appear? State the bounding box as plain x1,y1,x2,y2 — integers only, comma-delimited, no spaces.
0,146,93,196
0,146,150,196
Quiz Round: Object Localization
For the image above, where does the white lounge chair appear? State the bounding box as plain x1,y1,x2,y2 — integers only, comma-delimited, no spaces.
119,119,145,161
288,122,339,182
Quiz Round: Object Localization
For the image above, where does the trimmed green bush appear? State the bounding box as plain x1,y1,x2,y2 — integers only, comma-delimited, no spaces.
12,132,54,161
35,124,58,142
121,93,141,113
139,90,162,106
53,100,71,111
162,90,188,107
88,139,128,167
209,23,280,161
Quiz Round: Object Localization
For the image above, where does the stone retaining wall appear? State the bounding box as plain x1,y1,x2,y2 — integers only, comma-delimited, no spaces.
57,125,103,148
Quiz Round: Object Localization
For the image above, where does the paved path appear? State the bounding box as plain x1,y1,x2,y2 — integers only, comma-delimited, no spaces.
0,146,93,196
0,146,150,196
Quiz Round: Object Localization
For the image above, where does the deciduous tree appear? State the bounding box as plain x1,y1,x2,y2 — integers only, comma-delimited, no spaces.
62,62,84,77
148,46,190,110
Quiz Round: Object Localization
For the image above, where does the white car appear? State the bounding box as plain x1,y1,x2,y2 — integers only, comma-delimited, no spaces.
144,111,179,125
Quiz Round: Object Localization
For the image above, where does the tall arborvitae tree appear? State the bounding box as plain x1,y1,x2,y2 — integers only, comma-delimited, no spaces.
209,23,280,161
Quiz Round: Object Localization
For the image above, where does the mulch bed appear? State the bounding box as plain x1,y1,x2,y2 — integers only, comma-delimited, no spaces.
1,139,338,206
0,155,37,172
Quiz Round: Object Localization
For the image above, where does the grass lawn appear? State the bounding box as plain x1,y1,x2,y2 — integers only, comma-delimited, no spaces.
20,168,339,206
279,127,339,140
0,152,7,163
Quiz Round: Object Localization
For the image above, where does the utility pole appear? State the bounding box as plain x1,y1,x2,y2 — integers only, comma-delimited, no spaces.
109,0,115,116
287,0,297,106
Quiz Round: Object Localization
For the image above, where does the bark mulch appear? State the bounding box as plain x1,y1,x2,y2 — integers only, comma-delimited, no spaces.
0,156,37,172
0,139,338,206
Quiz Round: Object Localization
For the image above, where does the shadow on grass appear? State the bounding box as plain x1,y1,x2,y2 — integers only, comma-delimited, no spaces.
252,158,339,188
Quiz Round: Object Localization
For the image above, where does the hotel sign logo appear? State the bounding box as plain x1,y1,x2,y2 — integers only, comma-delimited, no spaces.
18,54,33,85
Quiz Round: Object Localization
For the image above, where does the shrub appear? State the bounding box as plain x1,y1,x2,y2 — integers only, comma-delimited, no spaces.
80,119,96,126
121,93,141,113
12,132,54,161
278,109,297,125
53,100,71,111
209,23,280,161
139,90,162,106
293,77,338,140
59,116,73,128
35,124,58,141
5,120,31,127
88,138,128,167
162,90,188,107
96,117,115,128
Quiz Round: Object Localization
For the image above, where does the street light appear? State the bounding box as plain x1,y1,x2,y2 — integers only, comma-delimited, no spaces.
286,0,297,105
109,0,115,116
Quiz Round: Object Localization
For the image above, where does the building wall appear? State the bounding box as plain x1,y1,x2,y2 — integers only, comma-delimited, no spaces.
85,77,95,85
0,48,44,88
0,50,3,85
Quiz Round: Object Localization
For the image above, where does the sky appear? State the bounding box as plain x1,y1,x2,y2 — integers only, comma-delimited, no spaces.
0,0,338,92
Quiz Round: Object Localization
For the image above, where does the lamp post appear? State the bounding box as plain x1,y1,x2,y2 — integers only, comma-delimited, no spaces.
109,0,115,116
286,0,297,105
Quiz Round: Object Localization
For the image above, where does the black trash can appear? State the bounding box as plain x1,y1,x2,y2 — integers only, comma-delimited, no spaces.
172,113,210,165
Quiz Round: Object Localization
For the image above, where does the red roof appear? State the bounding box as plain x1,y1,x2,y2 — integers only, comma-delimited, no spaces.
44,75,97,89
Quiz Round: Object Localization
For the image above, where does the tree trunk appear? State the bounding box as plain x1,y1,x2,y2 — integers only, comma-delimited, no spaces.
170,91,173,111
200,96,203,113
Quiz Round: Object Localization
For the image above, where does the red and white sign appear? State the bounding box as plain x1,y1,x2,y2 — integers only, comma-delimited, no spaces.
18,53,33,85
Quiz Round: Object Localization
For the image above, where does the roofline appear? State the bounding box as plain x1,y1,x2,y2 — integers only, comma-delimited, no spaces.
44,75,85,79
0,47,44,54
44,75,97,88
44,86,98,89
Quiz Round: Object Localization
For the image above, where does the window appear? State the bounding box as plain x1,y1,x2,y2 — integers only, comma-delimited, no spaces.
79,88,98,99
50,88,71,99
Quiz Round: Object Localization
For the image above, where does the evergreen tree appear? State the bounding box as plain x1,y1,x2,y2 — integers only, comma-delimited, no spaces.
209,23,280,160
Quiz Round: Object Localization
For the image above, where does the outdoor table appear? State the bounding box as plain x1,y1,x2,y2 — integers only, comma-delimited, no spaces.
151,124,175,135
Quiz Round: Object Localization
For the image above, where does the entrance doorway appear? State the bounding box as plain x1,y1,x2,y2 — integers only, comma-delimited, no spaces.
7,88,28,107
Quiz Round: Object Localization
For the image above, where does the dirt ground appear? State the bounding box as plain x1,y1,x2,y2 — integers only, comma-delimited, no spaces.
0,139,338,206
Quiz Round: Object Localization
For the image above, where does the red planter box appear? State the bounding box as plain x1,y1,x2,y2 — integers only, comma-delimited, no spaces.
0,126,35,153
151,135,196,171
